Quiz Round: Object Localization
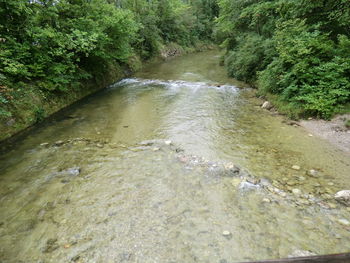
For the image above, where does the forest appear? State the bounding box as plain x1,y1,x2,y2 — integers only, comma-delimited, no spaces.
217,0,350,118
0,0,349,130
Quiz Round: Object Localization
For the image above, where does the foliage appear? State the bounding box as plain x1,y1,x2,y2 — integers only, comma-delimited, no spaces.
216,0,350,118
0,0,218,124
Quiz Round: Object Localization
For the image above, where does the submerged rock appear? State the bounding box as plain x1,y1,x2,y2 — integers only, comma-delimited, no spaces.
337,218,350,226
54,140,64,146
291,165,301,170
164,140,172,145
334,190,350,206
238,181,260,191
60,167,81,176
307,169,318,177
288,250,316,258
292,188,301,196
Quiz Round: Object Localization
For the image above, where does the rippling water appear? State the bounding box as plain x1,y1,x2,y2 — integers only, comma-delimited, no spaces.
0,51,349,262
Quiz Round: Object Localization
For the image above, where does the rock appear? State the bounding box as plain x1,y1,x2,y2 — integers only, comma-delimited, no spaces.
279,192,287,197
335,190,350,206
292,165,301,170
238,181,260,191
262,198,271,203
261,101,273,110
152,147,160,151
54,140,64,146
96,143,104,148
224,162,234,170
260,178,270,187
338,218,350,226
288,250,316,258
307,169,318,177
40,142,49,147
59,167,80,176
292,188,301,195
222,230,231,237
164,140,172,145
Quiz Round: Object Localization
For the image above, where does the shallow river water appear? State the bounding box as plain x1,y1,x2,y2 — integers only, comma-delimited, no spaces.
0,51,350,263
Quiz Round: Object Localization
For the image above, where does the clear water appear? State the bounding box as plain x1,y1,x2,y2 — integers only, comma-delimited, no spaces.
0,51,349,263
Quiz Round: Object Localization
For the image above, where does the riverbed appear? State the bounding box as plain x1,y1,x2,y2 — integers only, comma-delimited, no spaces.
0,50,349,262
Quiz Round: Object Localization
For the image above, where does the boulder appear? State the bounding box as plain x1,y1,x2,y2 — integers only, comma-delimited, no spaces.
335,190,350,206
261,101,273,110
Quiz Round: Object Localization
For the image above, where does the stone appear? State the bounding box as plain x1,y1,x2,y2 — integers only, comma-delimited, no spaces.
338,219,350,226
40,142,49,147
335,190,350,206
292,188,301,195
59,167,80,177
224,162,235,170
96,143,103,148
152,147,160,151
307,169,318,177
222,230,231,236
260,178,270,187
262,198,271,203
164,140,172,145
54,140,64,146
279,192,287,197
261,101,273,110
238,181,260,191
288,250,316,258
292,165,301,170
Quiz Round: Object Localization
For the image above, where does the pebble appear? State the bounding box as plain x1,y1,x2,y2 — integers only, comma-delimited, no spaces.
292,188,301,195
338,219,350,226
292,165,300,170
279,192,287,197
54,140,64,146
152,147,160,151
96,143,103,148
40,142,49,147
222,230,231,236
308,134,313,137
224,162,235,170
262,198,271,203
308,169,318,177
164,140,172,145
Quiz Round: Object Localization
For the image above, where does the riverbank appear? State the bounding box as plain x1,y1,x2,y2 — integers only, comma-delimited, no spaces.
299,114,350,154
259,98,350,154
0,43,215,143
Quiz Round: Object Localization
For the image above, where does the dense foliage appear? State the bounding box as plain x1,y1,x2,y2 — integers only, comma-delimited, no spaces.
1,0,349,125
216,0,350,118
0,0,218,120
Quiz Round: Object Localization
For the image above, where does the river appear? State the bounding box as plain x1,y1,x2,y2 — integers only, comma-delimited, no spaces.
0,50,349,262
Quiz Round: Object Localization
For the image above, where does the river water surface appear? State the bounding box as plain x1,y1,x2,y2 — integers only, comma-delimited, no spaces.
0,51,350,263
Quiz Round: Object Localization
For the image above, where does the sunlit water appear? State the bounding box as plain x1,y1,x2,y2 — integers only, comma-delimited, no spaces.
0,51,349,263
